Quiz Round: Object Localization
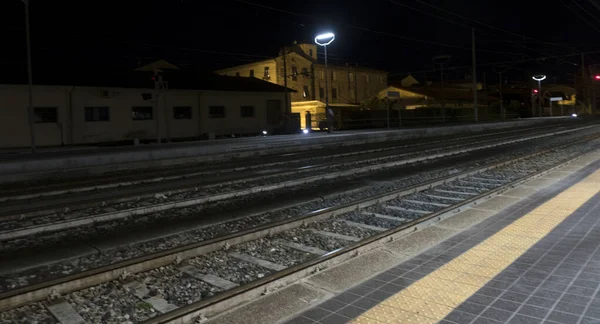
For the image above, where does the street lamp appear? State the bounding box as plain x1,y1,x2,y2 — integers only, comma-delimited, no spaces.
532,74,546,117
315,32,335,133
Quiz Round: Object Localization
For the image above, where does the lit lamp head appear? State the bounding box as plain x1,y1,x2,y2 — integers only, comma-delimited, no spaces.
532,75,547,82
315,32,335,46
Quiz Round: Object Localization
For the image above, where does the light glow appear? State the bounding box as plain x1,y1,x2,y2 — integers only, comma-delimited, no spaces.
303,129,309,134
572,113,578,117
595,75,600,80
532,75,547,81
315,32,335,46
262,130,268,135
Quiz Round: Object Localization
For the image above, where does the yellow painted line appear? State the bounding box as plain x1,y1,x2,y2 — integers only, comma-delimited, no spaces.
352,170,600,324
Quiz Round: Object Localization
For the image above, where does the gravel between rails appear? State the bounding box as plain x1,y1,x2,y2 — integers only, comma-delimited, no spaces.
1,131,599,294
1,138,599,323
0,128,572,231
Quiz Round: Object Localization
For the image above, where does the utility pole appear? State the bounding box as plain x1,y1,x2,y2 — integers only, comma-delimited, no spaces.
493,66,509,120
24,0,35,153
282,47,289,117
433,55,451,123
582,53,587,114
483,71,487,120
153,71,162,144
472,28,478,122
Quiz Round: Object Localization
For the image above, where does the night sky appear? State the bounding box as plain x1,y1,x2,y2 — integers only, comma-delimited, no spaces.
3,0,600,84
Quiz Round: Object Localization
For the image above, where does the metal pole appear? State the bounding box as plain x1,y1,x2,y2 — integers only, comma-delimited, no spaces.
282,48,289,121
325,45,331,133
440,65,445,122
472,28,478,122
155,89,161,144
386,98,390,128
582,53,587,114
25,0,36,153
538,80,542,117
499,72,504,120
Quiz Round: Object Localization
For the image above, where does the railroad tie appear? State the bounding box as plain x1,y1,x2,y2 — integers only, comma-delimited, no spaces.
361,211,406,222
434,189,478,196
276,240,327,255
402,199,450,208
384,205,431,215
343,220,389,232
469,176,508,182
228,252,287,271
310,229,361,242
423,194,464,201
179,265,238,290
46,300,85,324
122,281,178,314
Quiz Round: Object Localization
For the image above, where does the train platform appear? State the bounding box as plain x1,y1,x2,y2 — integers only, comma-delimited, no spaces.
0,117,573,184
203,151,600,324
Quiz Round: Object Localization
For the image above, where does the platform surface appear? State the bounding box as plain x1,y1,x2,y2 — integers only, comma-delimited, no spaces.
273,154,600,324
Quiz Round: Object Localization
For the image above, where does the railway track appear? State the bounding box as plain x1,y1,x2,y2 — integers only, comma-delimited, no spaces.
0,125,592,243
0,124,562,201
1,131,599,324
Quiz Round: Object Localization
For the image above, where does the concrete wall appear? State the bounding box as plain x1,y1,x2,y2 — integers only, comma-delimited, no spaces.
0,85,68,148
0,84,286,148
199,91,285,135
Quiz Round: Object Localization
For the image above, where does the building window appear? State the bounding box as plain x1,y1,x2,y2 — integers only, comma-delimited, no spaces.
332,88,337,99
319,70,325,79
303,86,310,98
319,87,325,99
365,74,370,83
349,72,355,83
249,70,254,77
292,66,298,81
264,66,270,80
302,67,309,76
132,106,153,120
85,107,109,122
209,106,225,118
240,105,254,118
34,107,58,123
332,71,337,81
174,106,192,119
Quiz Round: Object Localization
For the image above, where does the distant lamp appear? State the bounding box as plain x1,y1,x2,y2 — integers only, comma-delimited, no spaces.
532,74,546,117
315,32,335,133
262,130,268,136
303,129,309,134
572,113,578,117
532,75,547,82
314,32,335,46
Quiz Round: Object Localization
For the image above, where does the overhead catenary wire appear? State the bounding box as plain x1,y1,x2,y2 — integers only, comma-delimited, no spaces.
411,0,590,49
388,48,600,77
232,0,525,56
563,0,600,34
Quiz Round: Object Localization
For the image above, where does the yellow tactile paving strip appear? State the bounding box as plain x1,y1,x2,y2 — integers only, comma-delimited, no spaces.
351,170,600,324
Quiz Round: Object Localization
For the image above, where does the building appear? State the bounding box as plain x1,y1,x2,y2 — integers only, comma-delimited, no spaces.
0,62,292,148
217,43,388,129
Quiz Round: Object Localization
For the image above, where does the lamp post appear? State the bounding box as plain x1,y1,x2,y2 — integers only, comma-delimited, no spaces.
532,74,546,117
315,32,335,133
433,55,451,123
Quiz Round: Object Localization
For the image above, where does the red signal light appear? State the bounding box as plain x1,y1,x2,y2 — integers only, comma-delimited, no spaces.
533,89,539,93
595,75,600,80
